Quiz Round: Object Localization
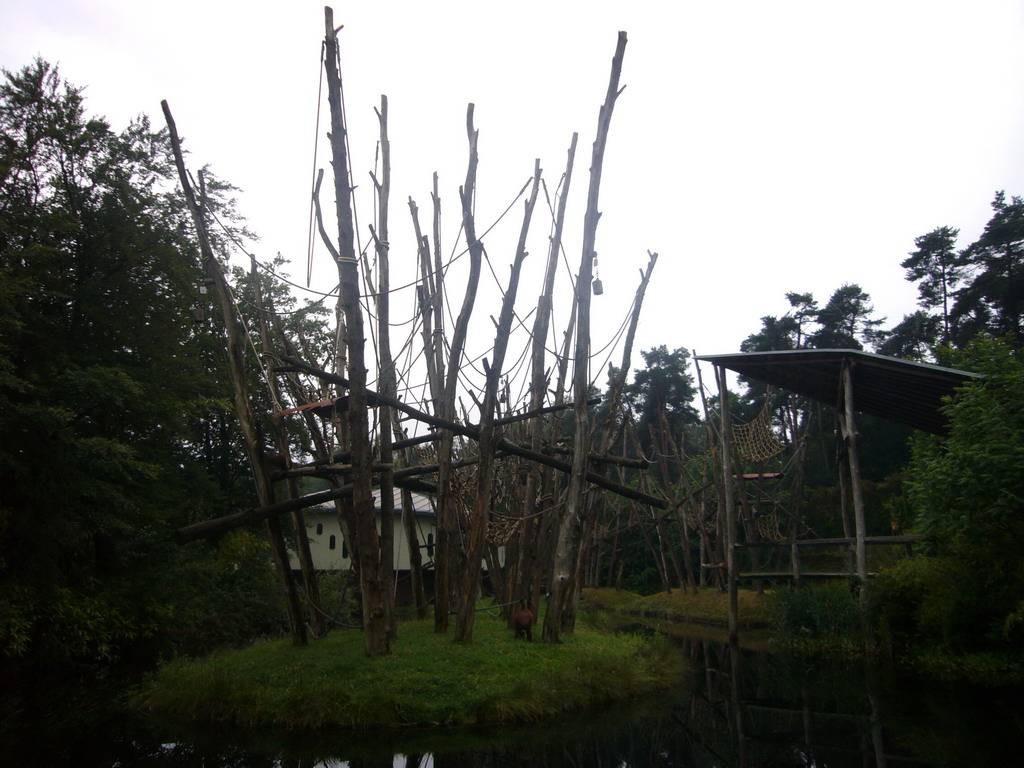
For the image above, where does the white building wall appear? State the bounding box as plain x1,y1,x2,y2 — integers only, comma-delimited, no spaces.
291,508,438,571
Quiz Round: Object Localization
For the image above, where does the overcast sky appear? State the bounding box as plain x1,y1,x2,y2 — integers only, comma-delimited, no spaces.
5,0,1024,405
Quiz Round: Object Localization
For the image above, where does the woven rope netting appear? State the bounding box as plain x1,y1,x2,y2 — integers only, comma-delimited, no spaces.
732,405,786,462
449,455,526,547
754,508,785,541
684,489,718,534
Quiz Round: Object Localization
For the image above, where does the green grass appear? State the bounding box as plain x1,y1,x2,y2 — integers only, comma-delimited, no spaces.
583,586,771,627
911,649,1024,686
133,614,683,730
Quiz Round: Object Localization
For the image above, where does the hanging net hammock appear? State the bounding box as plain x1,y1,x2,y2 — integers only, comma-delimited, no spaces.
732,404,786,462
684,489,718,534
754,507,786,541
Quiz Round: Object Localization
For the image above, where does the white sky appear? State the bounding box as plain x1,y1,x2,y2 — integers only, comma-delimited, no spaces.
5,0,1024,405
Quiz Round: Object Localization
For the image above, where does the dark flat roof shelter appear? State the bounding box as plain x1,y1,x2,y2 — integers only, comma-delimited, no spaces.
697,349,981,640
695,349,980,435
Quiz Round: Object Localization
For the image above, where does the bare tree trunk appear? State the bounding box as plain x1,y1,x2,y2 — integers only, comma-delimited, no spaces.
513,134,578,619
545,32,628,642
430,173,446,393
605,511,622,587
693,358,724,590
370,95,399,638
642,471,683,589
569,250,658,604
250,259,327,636
454,159,542,643
433,106,488,633
635,504,670,591
531,297,579,611
161,102,307,646
662,422,697,590
314,173,363,612
409,199,442,408
400,483,428,618
323,9,388,655
270,287,359,613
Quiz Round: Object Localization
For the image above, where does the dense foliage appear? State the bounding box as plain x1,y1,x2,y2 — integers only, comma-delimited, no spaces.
873,339,1024,655
0,61,285,721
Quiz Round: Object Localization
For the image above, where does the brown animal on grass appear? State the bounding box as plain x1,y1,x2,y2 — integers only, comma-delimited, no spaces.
512,601,534,642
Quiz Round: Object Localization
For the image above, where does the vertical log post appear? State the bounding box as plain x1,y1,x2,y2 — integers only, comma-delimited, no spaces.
160,102,307,646
842,359,869,597
250,260,326,637
544,31,628,643
572,251,659,602
514,133,577,621
323,7,388,655
370,94,398,639
718,365,739,645
663,422,698,590
791,539,801,589
454,159,542,643
434,105,486,633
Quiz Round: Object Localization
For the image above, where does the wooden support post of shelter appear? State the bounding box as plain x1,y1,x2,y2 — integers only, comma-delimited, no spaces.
840,358,869,595
716,364,739,645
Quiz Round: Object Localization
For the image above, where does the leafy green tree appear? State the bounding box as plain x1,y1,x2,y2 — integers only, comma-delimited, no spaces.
896,338,1024,651
811,283,884,350
952,192,1024,346
0,61,284,716
785,291,818,348
624,346,699,453
902,226,963,345
876,310,940,361
740,314,799,354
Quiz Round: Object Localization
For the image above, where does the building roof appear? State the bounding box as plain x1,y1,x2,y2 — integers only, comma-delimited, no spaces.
695,349,981,435
307,487,435,516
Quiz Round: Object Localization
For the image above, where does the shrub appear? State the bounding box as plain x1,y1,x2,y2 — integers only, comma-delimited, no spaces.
770,582,862,644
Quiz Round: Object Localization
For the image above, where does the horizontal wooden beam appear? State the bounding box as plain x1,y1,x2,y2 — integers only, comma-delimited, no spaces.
176,462,451,544
271,462,393,480
277,358,669,509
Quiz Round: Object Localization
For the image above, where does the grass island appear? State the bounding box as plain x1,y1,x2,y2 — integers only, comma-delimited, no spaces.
134,609,684,730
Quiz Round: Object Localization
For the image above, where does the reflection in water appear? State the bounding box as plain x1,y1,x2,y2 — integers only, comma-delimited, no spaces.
12,634,1024,767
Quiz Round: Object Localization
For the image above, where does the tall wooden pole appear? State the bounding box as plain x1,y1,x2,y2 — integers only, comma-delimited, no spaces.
572,252,659,604
161,102,306,646
250,260,326,637
544,31,628,642
842,360,869,594
433,104,486,633
718,365,739,645
454,159,542,643
514,133,578,618
323,7,388,655
371,94,398,639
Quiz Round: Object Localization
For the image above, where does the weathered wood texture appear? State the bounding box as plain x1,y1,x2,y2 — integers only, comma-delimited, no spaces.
323,7,388,655
545,31,628,643
454,159,542,643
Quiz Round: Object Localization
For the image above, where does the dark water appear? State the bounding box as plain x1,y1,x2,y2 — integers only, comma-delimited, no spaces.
8,633,1024,768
